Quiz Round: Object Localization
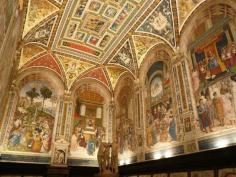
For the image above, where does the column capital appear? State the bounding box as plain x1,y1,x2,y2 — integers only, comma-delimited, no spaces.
109,97,115,106
171,50,185,65
134,79,142,92
64,90,72,101
9,81,19,93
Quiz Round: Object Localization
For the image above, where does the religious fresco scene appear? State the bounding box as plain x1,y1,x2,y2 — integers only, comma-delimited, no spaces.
145,61,178,149
70,85,107,159
115,79,136,159
0,0,236,169
190,15,236,138
5,80,58,153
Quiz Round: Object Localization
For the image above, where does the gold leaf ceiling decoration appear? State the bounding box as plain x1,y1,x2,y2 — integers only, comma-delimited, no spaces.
132,35,163,68
109,39,135,73
22,0,59,38
177,0,205,30
51,0,156,63
56,54,95,89
19,44,46,69
18,0,208,91
106,66,126,90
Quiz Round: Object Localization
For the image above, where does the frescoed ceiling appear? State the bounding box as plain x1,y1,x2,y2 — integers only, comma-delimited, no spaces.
52,0,155,63
19,0,206,91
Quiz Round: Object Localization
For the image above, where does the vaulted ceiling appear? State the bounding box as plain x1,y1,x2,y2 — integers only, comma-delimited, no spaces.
19,0,206,91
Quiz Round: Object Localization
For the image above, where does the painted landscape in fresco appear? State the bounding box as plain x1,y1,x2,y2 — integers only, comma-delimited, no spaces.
145,61,177,149
7,81,57,153
191,25,236,136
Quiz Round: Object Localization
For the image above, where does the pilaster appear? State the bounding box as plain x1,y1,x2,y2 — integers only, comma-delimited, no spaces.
0,84,19,148
108,98,115,143
171,51,198,152
52,90,73,167
134,79,145,161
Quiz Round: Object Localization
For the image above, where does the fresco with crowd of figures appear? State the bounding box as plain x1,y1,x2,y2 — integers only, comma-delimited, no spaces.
190,17,236,137
115,80,136,159
6,81,58,153
116,97,136,156
70,88,106,159
145,61,177,149
1,0,236,167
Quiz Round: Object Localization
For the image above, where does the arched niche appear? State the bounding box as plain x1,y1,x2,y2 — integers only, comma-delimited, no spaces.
1,67,65,155
179,0,236,143
114,73,136,158
69,78,112,159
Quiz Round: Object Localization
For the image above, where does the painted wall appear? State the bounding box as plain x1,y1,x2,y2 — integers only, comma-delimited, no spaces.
0,1,236,168
140,16,236,164
0,0,15,50
5,81,58,153
70,90,106,159
145,61,177,150
0,1,22,126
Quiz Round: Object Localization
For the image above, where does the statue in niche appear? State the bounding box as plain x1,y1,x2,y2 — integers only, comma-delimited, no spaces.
97,142,118,177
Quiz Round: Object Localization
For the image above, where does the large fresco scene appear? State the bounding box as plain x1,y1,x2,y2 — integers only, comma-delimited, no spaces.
6,81,58,153
70,89,106,159
145,61,178,150
191,19,236,137
1,0,236,167
115,78,136,159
